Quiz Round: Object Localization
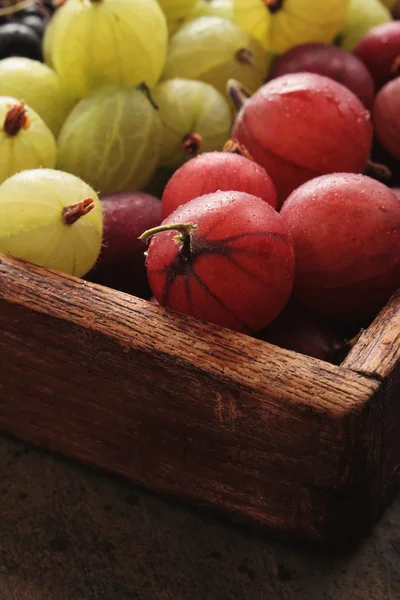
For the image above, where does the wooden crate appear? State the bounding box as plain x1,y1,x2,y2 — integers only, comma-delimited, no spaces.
0,251,399,548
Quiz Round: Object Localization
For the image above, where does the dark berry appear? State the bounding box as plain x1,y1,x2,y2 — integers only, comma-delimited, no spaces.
0,22,42,61
19,15,47,39
15,6,44,19
41,0,58,15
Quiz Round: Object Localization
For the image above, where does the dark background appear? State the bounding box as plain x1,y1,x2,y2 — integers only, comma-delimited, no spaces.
0,433,398,600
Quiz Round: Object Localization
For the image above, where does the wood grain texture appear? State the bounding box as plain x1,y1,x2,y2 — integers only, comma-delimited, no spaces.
343,290,400,507
343,290,400,381
0,253,397,547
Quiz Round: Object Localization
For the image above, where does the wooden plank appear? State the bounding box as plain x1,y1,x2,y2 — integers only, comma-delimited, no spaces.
343,290,400,504
0,253,389,545
343,290,400,380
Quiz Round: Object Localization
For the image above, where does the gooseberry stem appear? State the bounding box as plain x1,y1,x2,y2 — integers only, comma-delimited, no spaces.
223,138,254,161
235,48,253,65
4,102,30,136
62,198,95,225
181,132,203,155
227,79,251,112
138,222,198,245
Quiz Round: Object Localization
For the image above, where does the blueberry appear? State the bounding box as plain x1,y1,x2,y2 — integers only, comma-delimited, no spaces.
0,22,42,61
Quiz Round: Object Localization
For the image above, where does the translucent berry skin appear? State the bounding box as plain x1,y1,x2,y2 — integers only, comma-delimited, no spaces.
45,0,168,99
57,85,162,196
0,57,76,137
161,151,277,219
354,22,400,90
157,0,196,35
152,78,232,170
232,73,373,206
373,77,400,162
338,0,391,53
0,96,57,186
280,173,400,322
0,168,103,278
269,42,375,110
146,191,295,334
162,16,269,97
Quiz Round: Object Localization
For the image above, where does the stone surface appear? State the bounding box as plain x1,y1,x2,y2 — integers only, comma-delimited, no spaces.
0,433,399,600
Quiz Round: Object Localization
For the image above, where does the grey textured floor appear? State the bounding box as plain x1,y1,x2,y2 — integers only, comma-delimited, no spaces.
0,433,399,600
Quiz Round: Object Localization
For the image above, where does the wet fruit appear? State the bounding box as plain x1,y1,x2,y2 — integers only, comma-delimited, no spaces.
161,148,277,218
280,173,400,321
141,190,295,333
269,42,375,109
354,21,400,90
230,73,373,206
373,77,400,161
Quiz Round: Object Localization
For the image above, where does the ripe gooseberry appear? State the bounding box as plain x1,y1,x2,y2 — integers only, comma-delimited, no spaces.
269,42,375,109
373,76,400,162
161,142,277,218
280,173,400,322
230,73,373,206
354,21,400,90
87,192,162,298
337,0,391,52
140,191,295,334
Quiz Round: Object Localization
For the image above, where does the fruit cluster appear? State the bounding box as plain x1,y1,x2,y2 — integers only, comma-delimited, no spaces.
0,0,399,366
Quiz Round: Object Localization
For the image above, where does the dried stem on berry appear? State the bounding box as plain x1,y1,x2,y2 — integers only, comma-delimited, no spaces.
181,133,203,155
4,102,31,137
235,48,253,65
62,198,95,225
223,138,254,161
264,0,283,13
